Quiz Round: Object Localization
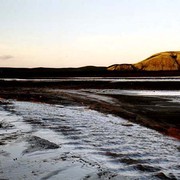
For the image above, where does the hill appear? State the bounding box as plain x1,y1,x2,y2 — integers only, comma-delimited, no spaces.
108,51,180,71
2,51,180,78
0,66,107,78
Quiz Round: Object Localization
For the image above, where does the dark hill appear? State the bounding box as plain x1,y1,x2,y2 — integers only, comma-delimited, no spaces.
0,66,107,78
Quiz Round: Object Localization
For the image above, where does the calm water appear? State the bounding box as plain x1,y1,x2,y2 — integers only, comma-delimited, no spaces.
1,77,180,82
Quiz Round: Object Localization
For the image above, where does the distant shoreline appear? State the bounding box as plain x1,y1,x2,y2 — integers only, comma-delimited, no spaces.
1,78,180,90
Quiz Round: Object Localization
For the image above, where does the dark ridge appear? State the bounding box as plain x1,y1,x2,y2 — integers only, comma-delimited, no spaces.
1,67,180,78
0,67,106,78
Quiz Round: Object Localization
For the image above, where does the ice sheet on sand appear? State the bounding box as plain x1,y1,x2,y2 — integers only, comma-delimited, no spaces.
0,100,179,179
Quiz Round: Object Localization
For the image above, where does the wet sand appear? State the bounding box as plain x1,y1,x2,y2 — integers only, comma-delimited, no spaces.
0,79,180,179
0,79,179,139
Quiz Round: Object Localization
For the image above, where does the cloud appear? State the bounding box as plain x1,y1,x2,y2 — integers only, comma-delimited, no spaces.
0,55,14,60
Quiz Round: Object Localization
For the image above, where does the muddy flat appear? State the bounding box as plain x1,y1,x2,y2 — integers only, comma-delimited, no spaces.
0,78,180,179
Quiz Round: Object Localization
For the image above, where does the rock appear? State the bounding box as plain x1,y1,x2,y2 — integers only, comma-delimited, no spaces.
23,136,59,154
107,64,135,71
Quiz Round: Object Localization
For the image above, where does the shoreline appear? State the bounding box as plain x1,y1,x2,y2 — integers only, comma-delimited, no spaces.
0,82,180,179
0,81,180,139
1,79,180,90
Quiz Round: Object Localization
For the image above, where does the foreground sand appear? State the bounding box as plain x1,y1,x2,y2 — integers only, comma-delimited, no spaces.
0,79,180,179
0,98,180,179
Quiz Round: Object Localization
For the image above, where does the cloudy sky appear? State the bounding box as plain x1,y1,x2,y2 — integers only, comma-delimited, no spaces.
1,0,180,68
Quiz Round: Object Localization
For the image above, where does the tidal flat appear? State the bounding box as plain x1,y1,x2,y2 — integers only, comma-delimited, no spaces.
0,78,180,179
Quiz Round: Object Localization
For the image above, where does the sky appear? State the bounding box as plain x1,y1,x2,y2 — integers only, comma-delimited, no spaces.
0,0,180,68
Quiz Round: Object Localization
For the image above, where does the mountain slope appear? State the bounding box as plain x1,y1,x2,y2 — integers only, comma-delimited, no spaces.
107,64,135,71
108,51,180,71
134,51,180,71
